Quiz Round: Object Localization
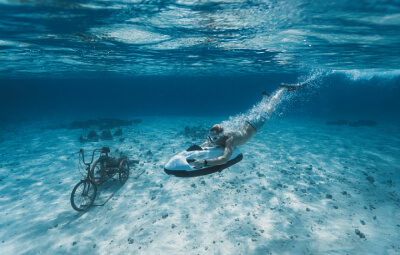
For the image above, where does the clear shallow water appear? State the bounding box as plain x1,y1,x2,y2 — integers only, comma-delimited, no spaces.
0,117,399,254
1,73,400,124
1,2,400,254
1,0,400,77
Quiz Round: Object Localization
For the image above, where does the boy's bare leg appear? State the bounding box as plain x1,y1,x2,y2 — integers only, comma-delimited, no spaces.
263,81,310,116
265,88,287,116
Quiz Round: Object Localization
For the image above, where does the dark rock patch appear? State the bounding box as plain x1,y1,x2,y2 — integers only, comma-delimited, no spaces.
326,120,348,126
114,129,122,136
80,130,99,143
69,118,137,130
366,176,375,184
355,229,366,238
101,130,113,140
349,120,377,127
326,120,377,127
181,126,208,140
129,159,140,165
257,172,265,177
87,130,98,139
69,120,99,129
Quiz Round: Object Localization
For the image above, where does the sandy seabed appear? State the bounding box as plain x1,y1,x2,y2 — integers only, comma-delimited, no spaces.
0,116,399,255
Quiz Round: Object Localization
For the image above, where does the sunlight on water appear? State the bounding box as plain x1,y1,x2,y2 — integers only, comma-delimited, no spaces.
0,0,399,77
334,69,400,81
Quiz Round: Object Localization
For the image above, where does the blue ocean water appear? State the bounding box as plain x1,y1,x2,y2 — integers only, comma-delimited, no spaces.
1,2,400,254
1,74,400,122
1,0,400,124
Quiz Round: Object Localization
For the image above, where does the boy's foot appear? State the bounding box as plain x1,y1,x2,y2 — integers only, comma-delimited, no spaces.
262,91,271,98
280,81,310,91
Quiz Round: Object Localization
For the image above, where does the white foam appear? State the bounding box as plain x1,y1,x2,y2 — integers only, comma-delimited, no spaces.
0,39,29,47
91,25,170,45
333,69,400,81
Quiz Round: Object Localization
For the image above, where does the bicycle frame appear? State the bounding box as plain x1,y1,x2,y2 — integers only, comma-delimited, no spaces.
71,147,129,211
79,148,109,181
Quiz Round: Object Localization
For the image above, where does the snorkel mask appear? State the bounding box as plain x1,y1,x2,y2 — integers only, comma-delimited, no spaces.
207,131,222,143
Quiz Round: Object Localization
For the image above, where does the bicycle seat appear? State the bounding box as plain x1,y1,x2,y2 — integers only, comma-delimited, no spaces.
101,147,110,153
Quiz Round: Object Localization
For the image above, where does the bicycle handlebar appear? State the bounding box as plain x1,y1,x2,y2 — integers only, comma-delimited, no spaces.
79,148,102,165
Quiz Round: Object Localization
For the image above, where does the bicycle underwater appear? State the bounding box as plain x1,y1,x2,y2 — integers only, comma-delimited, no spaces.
70,147,129,211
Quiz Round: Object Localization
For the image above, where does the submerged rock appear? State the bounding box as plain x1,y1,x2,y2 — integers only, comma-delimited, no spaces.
326,120,348,126
129,159,140,165
80,130,99,142
355,229,366,238
99,119,134,130
88,130,98,139
69,120,98,129
69,118,133,130
181,125,208,140
114,129,122,136
326,119,377,127
349,120,377,127
101,130,113,140
257,172,265,177
366,176,375,184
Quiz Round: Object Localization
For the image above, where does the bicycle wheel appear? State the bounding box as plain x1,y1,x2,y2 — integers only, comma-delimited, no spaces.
119,159,129,184
70,179,97,211
91,159,106,185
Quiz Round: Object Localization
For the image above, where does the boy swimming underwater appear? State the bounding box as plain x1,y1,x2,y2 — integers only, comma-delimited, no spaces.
192,82,310,168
